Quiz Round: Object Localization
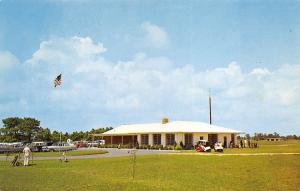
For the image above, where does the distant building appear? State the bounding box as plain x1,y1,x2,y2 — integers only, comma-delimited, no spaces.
266,137,282,141
97,118,240,148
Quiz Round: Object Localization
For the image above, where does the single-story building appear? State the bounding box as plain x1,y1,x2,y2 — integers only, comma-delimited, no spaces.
95,118,240,148
266,137,282,141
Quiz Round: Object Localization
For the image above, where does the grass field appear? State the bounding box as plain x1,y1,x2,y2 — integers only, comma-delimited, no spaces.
0,154,299,191
0,149,108,157
181,139,300,154
0,140,299,191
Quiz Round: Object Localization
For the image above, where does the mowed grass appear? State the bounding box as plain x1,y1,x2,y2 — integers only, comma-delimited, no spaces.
181,139,300,154
0,154,300,191
0,149,108,157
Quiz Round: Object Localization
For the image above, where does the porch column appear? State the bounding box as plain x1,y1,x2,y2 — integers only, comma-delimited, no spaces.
111,136,113,144
149,134,153,146
137,134,141,145
175,133,184,145
121,136,123,145
161,133,166,146
234,134,237,146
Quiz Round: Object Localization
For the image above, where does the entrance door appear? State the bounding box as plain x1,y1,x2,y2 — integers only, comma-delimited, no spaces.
208,134,218,147
184,133,193,149
231,134,235,145
223,136,227,148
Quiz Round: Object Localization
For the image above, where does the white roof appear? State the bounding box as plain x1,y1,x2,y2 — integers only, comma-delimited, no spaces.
102,121,240,135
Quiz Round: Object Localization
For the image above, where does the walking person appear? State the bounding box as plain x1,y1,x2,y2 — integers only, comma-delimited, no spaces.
23,144,31,166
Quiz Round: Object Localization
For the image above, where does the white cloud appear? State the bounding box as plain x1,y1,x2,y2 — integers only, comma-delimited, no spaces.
1,36,300,134
141,22,169,48
26,36,106,66
0,51,21,96
250,67,271,77
0,51,19,72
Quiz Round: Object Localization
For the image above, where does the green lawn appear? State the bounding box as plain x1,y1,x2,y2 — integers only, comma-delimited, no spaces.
181,139,300,154
1,149,108,157
224,139,300,153
0,154,299,191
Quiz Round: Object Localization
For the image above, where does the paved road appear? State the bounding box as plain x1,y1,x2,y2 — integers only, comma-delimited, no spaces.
0,148,178,161
2,149,300,161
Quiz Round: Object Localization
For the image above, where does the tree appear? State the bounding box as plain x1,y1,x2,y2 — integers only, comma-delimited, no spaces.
19,117,41,142
51,131,61,142
1,117,41,142
2,117,23,142
245,134,250,139
273,132,280,138
1,117,115,143
35,128,51,141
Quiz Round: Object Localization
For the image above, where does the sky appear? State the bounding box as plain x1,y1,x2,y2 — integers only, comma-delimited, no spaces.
0,0,300,135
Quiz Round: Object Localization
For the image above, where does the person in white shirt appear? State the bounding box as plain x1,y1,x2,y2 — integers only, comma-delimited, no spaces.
244,139,248,148
23,145,31,166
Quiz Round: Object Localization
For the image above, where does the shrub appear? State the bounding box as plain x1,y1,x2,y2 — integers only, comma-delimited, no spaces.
175,144,183,150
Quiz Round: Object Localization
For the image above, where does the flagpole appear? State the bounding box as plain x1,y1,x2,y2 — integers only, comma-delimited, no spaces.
54,73,63,161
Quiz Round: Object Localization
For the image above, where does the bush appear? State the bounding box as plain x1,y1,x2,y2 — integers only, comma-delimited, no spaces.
175,144,183,150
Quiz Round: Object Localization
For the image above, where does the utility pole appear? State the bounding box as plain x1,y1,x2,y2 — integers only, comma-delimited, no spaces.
209,89,212,125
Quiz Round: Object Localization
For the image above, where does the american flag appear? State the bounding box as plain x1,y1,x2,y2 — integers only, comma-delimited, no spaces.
54,74,62,87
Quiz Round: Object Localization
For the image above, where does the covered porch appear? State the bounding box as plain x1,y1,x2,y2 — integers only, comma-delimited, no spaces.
92,134,138,145
94,132,238,148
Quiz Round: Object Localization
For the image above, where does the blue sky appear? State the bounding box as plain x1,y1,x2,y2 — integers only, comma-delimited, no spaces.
0,0,300,135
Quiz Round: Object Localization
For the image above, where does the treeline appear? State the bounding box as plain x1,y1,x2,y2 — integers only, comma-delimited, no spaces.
0,117,112,143
240,132,300,140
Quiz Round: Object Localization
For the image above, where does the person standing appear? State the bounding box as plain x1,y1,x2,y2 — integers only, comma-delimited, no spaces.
244,139,247,148
62,151,68,162
240,139,244,148
23,144,31,166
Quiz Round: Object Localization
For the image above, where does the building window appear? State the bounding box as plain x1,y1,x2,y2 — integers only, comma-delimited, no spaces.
199,136,204,140
153,134,161,145
185,133,193,146
141,134,149,145
166,134,175,145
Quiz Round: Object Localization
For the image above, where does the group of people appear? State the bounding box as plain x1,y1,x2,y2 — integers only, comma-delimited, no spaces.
239,139,258,148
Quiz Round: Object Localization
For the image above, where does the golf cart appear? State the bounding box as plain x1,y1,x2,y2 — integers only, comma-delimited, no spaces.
214,142,224,152
195,140,211,152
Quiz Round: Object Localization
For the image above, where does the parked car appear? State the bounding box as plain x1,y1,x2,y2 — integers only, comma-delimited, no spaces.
0,142,24,153
74,141,89,148
30,142,47,152
42,142,77,152
87,140,105,147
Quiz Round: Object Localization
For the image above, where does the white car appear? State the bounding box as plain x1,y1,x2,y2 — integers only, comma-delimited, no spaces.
30,142,47,152
42,142,77,152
